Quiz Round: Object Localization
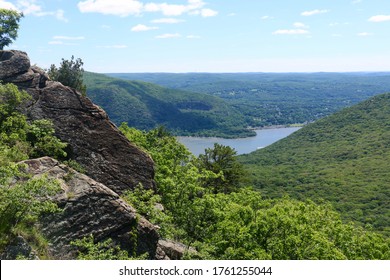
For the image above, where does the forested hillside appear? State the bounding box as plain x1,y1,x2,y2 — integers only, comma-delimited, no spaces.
109,72,390,127
83,72,254,138
239,93,390,236
2,80,390,260
117,124,390,260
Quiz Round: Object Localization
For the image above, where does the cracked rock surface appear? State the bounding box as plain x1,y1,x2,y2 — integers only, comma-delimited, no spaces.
19,157,159,259
1,50,160,259
1,50,155,195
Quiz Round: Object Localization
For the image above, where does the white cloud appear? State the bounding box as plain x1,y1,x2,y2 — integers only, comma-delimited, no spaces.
49,35,84,45
156,33,181,39
54,9,68,22
261,15,274,20
77,0,217,18
0,0,17,10
78,0,143,17
48,41,78,46
357,32,372,36
368,15,390,22
131,24,159,32
293,22,309,29
53,36,85,40
144,3,187,16
227,13,236,17
273,29,310,35
200,8,218,17
17,0,41,15
49,35,85,46
2,1,69,22
151,18,185,24
301,9,329,16
48,41,64,45
351,0,363,4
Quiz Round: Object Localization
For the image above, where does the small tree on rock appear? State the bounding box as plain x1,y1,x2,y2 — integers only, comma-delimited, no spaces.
0,8,23,50
48,56,87,95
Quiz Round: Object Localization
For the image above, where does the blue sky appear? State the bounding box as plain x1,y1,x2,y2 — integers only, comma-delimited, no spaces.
2,0,390,72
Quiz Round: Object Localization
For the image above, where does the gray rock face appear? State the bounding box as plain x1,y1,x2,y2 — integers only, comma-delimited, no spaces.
20,157,159,259
1,50,161,259
0,50,155,195
156,239,198,260
0,236,39,260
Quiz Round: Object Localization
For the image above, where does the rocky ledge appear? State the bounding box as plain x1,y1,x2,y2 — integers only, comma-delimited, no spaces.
0,50,192,260
0,50,155,195
15,157,159,259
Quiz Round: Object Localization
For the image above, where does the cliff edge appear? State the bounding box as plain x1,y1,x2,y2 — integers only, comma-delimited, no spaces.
0,50,155,195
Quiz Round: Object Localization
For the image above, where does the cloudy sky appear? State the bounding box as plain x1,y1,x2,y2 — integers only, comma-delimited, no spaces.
1,0,390,72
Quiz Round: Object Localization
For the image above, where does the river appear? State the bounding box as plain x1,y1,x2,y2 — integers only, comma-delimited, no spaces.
177,127,301,156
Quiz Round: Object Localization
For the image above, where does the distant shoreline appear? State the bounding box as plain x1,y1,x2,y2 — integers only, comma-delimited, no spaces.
177,125,304,140
249,124,305,131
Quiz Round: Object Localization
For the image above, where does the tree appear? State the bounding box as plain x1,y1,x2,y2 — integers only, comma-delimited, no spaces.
198,143,246,194
47,56,87,95
0,9,23,50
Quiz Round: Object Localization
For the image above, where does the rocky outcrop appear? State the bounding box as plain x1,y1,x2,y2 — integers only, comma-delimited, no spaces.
1,50,161,259
0,50,155,195
17,157,159,259
156,240,198,260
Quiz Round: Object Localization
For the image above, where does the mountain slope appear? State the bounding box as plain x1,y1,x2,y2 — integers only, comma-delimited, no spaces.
108,72,390,127
83,72,253,138
239,93,390,236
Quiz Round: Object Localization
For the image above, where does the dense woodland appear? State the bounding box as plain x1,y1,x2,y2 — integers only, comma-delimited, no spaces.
2,82,390,259
239,93,390,237
118,123,390,260
110,72,390,128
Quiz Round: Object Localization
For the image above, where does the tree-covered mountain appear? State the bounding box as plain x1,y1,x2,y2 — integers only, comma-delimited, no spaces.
108,72,390,127
2,50,390,260
239,93,390,236
83,72,254,138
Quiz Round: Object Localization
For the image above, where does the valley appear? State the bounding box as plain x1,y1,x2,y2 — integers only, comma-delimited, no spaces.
108,72,390,128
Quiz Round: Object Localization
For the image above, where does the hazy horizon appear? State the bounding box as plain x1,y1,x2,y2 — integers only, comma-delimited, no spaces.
2,0,390,73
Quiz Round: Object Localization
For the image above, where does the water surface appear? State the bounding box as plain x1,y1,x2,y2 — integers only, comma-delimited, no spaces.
177,127,301,156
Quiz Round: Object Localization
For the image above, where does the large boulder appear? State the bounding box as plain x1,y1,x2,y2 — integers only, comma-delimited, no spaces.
19,157,159,259
0,50,155,195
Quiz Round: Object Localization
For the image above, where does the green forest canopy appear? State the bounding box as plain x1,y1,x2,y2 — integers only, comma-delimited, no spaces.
239,92,390,237
1,81,390,260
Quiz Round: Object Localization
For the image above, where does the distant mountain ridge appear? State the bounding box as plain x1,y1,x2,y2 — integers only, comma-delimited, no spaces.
108,72,390,127
239,92,390,236
84,72,254,138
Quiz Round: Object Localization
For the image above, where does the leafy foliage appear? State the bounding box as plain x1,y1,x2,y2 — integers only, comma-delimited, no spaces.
0,8,23,50
240,93,390,236
70,235,147,260
48,56,87,95
0,174,61,250
0,83,67,160
0,82,66,254
119,123,390,259
26,119,67,159
197,143,246,194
